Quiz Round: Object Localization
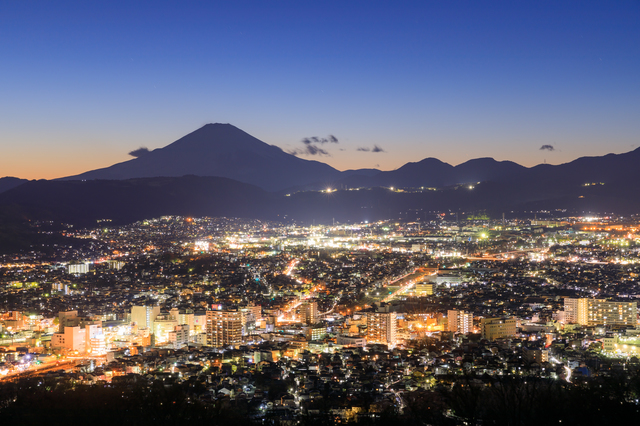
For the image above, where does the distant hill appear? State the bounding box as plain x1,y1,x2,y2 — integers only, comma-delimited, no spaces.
0,177,28,194
333,149,640,190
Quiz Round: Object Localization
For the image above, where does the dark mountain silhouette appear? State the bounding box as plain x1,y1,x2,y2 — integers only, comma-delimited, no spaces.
0,176,276,228
330,148,640,192
57,123,640,194
0,177,28,194
61,123,376,192
1,158,640,237
333,157,527,189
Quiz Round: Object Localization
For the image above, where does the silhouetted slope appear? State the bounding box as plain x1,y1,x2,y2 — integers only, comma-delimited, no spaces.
0,176,276,227
0,177,28,194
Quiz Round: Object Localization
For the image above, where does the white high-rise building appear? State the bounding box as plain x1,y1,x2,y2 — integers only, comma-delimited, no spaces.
448,310,473,334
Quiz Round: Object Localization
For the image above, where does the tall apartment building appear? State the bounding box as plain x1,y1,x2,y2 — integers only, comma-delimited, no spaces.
564,298,637,327
563,298,588,325
367,311,397,347
300,301,318,325
206,310,242,347
448,310,473,334
481,317,517,340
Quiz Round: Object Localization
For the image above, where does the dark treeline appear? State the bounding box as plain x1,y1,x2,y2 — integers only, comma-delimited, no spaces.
1,371,640,426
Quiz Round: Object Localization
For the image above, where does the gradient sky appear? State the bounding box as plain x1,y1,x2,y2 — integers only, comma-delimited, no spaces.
1,0,639,179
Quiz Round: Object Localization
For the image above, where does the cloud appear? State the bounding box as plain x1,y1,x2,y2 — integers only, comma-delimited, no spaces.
128,147,151,157
357,145,385,153
290,134,338,156
288,145,330,156
302,135,339,145
539,144,555,151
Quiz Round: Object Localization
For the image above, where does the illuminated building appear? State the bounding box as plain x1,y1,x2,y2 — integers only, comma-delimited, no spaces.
206,310,242,347
86,323,106,355
304,324,327,340
336,335,367,347
564,298,637,327
67,262,90,275
448,310,473,334
52,326,87,352
52,323,103,354
563,298,588,325
58,310,79,332
153,315,178,346
415,281,434,296
106,260,125,270
603,334,640,355
367,311,397,347
523,348,549,364
481,317,517,340
300,301,318,325
168,324,190,349
58,310,100,334
131,305,160,330
240,304,261,335
170,308,194,334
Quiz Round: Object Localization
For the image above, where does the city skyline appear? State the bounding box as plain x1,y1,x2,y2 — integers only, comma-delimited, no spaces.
2,1,639,179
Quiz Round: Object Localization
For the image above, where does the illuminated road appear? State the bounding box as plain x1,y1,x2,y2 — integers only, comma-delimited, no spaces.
0,360,77,382
284,259,299,276
382,267,437,303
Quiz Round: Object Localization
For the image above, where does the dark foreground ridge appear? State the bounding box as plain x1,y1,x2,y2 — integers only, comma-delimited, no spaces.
2,371,639,426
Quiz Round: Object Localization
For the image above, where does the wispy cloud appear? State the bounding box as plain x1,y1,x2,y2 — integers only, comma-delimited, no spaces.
357,145,386,153
289,134,338,156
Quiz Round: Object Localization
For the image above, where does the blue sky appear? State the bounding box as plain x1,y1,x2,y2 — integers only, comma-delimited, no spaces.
1,0,639,179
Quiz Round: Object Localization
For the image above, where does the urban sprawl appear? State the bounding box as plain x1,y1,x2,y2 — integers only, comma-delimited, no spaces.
2,214,640,424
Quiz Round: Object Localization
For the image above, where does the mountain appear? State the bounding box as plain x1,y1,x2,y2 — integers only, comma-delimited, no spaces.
0,177,28,194
54,124,640,195
332,148,640,192
334,157,528,189
61,124,369,191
